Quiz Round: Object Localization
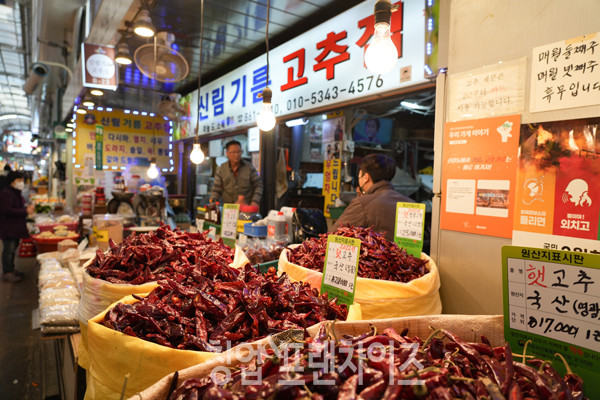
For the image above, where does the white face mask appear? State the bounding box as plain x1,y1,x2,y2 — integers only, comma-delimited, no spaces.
12,181,25,191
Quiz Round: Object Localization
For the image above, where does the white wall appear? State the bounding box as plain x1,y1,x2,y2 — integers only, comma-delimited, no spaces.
432,0,600,314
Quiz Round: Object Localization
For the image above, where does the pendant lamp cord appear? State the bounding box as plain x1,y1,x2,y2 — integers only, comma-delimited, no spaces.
152,34,157,155
265,0,270,87
195,0,204,141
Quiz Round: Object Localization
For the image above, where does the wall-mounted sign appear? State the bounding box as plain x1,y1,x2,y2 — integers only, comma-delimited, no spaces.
178,0,426,140
512,117,600,251
447,57,526,122
502,245,600,399
323,159,341,218
441,115,521,238
530,32,600,113
73,109,172,172
82,43,118,91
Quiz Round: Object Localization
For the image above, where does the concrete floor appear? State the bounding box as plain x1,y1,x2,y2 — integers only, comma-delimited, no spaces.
0,252,59,399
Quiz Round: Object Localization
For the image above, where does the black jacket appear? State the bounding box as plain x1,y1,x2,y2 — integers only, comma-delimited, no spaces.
0,186,29,239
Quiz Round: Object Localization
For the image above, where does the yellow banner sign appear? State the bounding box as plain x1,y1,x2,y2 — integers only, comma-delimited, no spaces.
323,159,341,218
73,108,172,171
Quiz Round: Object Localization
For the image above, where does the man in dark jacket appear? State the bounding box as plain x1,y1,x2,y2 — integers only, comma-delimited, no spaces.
210,140,263,206
332,154,413,242
0,171,34,282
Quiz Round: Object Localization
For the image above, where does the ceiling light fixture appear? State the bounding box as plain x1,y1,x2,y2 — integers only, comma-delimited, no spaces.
76,108,87,114
90,89,104,96
133,2,156,38
115,41,133,65
190,0,205,165
256,0,276,132
147,156,159,179
285,117,309,127
82,94,94,107
364,0,398,75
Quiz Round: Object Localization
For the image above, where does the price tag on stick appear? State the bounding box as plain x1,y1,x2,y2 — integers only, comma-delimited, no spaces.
221,204,240,248
394,202,426,257
321,235,360,305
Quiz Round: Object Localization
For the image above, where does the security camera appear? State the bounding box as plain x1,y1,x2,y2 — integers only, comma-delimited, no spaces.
23,63,49,95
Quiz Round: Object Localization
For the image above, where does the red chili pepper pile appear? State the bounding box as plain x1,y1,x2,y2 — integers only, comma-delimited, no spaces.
288,225,429,282
102,264,348,350
87,224,235,284
168,326,587,399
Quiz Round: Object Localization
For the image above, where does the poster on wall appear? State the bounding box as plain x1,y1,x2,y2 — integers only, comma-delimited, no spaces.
323,159,341,218
530,32,600,113
447,57,526,122
440,115,521,238
512,117,600,253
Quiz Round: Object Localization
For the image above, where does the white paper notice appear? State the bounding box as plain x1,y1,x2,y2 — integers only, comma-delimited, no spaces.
530,32,600,112
447,58,526,122
445,179,475,214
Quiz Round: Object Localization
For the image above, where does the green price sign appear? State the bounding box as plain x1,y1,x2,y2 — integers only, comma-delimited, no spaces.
95,124,104,171
502,245,600,399
221,203,240,249
394,202,426,257
321,235,360,305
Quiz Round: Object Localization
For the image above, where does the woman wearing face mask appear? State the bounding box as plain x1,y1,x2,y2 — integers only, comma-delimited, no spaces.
0,171,34,282
331,154,414,242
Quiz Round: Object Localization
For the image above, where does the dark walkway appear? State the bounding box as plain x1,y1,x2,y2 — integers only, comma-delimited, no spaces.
1,252,59,399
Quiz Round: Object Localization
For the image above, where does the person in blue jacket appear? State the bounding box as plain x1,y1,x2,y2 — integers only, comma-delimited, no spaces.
0,171,34,282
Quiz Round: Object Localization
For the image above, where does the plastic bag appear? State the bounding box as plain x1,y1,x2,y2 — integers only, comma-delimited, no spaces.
278,248,442,320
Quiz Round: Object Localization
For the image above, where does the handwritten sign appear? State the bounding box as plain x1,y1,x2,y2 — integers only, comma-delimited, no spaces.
321,235,360,305
221,204,240,248
530,32,600,112
394,202,426,257
503,246,600,399
447,57,526,122
95,125,103,170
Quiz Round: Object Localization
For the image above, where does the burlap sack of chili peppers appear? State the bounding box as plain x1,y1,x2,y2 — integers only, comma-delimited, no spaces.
77,226,249,371
130,315,503,400
279,246,442,320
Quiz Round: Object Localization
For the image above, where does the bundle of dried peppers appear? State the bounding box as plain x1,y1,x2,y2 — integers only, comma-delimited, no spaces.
102,264,348,350
168,325,586,399
288,225,429,282
87,224,235,284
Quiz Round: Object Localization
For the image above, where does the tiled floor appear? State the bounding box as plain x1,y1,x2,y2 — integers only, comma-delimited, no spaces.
1,253,59,399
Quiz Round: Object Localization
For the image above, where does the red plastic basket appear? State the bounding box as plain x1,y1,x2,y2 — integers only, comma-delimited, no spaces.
37,221,79,233
32,234,79,253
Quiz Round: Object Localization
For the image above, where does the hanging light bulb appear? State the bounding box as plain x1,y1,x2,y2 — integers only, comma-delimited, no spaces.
257,87,276,131
364,0,398,75
190,142,205,164
147,157,159,179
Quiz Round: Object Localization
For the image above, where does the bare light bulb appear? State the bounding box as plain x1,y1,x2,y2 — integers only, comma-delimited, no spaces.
190,143,205,164
364,22,398,75
147,162,159,179
257,102,276,131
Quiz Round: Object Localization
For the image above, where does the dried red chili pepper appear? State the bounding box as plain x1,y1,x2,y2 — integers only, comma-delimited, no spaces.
287,225,429,283
87,224,236,284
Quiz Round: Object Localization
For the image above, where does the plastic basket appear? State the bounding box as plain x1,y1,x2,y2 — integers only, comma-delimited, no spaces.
37,221,79,233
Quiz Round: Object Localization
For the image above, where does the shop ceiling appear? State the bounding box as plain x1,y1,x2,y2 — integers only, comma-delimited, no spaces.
73,0,375,125
2,0,368,134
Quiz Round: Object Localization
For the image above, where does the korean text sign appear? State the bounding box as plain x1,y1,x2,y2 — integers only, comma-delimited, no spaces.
394,202,426,257
323,159,341,218
321,235,361,305
512,117,600,252
182,0,426,139
82,43,118,91
221,204,240,249
74,109,171,171
530,32,600,112
502,245,600,399
441,115,520,238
